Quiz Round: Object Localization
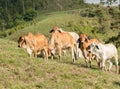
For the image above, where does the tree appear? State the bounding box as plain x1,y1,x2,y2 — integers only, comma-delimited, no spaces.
106,0,118,6
100,0,118,6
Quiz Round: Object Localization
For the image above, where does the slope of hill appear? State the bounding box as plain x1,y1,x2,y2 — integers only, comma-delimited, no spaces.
0,38,120,89
0,4,120,88
6,7,120,56
6,9,118,41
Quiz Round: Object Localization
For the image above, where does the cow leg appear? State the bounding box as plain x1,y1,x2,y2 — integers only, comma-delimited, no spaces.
84,58,88,68
51,54,54,60
75,47,78,59
74,47,78,61
83,49,89,59
95,57,101,68
71,47,75,63
63,50,67,56
58,48,62,62
102,59,107,71
75,44,78,60
26,48,33,57
114,57,119,73
89,58,92,68
81,50,89,67
107,60,113,71
88,53,93,68
50,49,56,60
43,48,48,60
33,49,37,58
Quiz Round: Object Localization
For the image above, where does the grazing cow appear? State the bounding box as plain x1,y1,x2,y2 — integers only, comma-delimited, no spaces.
53,28,84,59
49,26,77,63
78,34,99,67
18,32,48,60
87,43,119,73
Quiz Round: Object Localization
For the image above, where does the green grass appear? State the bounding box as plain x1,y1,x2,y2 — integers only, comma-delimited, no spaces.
0,38,120,89
1,8,120,88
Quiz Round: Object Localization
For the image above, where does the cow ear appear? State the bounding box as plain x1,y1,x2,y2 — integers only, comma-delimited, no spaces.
58,30,62,33
24,36,29,45
49,29,54,33
95,45,99,49
77,38,81,43
77,38,80,43
24,40,27,45
24,36,27,45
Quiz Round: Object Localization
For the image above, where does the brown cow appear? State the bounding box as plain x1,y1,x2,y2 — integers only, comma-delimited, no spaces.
49,26,77,63
78,34,99,67
18,32,48,60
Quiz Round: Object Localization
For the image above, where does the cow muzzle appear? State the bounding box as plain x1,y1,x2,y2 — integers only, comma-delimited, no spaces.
18,45,21,48
88,50,91,53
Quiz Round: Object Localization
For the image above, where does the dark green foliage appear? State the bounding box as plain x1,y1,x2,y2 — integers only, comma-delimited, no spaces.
80,8,104,18
106,32,120,48
0,0,119,42
95,9,104,18
88,11,96,17
23,9,37,21
108,7,120,19
0,0,86,31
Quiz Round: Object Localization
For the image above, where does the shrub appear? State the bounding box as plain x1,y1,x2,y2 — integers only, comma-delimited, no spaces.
105,32,120,48
95,9,104,18
23,9,37,21
88,11,96,17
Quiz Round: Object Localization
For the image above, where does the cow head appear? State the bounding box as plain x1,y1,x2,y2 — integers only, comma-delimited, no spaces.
18,35,27,48
87,43,99,54
49,26,62,33
80,34,88,44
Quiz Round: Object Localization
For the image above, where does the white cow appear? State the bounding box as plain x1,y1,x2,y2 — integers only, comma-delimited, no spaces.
87,42,119,73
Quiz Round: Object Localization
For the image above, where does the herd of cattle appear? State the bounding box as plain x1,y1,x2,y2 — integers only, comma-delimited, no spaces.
18,26,119,74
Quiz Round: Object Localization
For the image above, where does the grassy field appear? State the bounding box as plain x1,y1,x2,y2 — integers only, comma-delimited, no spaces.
0,9,120,88
0,37,120,89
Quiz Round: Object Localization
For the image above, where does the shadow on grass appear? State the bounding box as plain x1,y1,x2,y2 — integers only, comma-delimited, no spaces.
37,54,58,60
64,60,100,70
113,81,120,86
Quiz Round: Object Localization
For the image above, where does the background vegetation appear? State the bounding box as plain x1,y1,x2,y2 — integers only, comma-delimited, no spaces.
0,0,120,88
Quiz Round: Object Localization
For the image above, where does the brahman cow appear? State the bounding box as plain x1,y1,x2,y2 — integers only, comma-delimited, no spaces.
59,28,84,59
49,26,77,63
78,34,99,67
87,42,119,73
18,32,48,60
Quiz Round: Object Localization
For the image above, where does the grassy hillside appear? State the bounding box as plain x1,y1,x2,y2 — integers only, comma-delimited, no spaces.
6,7,120,58
6,5,119,41
0,38,120,89
0,5,120,88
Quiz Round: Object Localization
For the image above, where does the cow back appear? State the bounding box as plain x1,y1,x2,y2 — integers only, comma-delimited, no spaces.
49,31,75,49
